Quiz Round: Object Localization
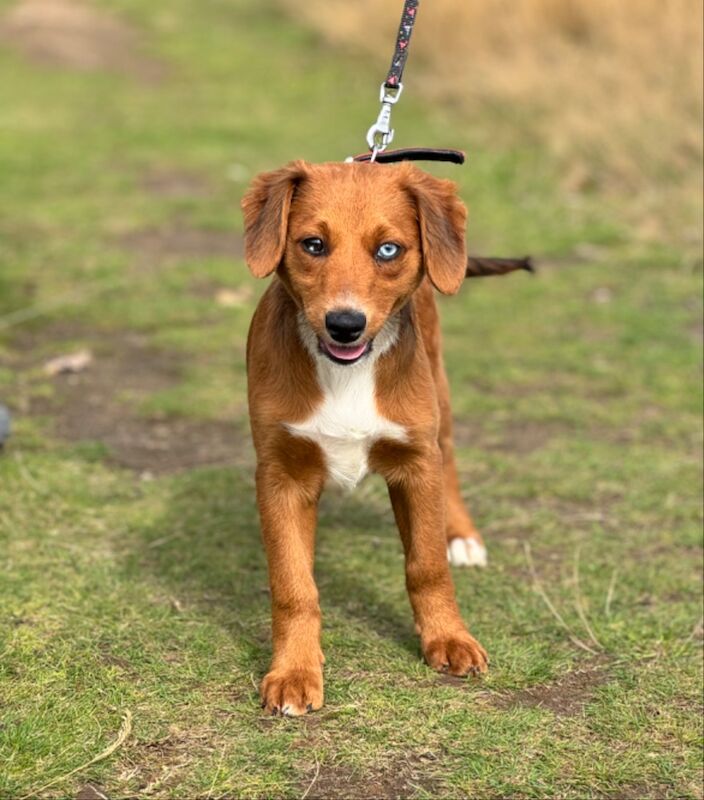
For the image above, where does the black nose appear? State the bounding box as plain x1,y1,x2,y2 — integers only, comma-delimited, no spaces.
325,309,367,344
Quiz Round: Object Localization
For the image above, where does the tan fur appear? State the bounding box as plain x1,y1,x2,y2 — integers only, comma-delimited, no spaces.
243,161,487,716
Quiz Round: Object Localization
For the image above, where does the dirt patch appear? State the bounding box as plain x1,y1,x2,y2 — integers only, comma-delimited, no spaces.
454,418,573,456
98,643,140,676
74,412,241,474
497,421,567,455
479,491,624,556
302,752,441,800
129,727,214,794
20,328,245,474
118,225,243,267
140,168,213,200
613,783,680,800
0,0,165,82
491,659,610,716
75,783,109,800
435,673,486,690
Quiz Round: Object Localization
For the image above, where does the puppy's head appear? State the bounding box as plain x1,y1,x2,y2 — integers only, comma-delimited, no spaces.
242,160,467,366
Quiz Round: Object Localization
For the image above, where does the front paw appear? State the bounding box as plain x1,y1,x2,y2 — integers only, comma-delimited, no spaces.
260,667,324,716
423,633,489,677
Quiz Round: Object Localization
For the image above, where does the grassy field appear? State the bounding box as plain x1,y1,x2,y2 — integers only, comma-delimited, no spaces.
0,0,702,798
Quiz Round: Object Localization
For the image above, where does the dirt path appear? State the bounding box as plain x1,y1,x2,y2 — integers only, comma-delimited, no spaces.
0,0,164,81
13,323,245,474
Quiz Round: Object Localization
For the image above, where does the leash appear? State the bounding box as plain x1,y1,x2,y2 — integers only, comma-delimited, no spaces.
349,0,464,167
363,0,422,161
345,1,535,279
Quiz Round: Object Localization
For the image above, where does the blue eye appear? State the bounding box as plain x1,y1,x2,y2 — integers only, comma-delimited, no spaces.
302,237,326,256
376,242,401,261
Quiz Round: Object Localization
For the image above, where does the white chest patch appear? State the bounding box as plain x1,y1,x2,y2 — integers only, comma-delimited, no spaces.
285,314,407,490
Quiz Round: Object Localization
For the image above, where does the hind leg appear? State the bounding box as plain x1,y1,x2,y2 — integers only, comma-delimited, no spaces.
415,282,487,567
435,363,487,567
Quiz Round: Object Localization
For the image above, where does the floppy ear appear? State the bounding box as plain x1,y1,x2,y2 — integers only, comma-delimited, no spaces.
241,161,307,278
405,168,468,295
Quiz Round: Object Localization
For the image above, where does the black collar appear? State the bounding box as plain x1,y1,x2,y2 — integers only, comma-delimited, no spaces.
350,147,465,165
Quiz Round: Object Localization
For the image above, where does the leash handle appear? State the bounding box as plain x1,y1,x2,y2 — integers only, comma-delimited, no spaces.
365,0,420,157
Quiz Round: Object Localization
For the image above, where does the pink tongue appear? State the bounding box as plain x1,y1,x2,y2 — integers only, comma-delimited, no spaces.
324,340,368,361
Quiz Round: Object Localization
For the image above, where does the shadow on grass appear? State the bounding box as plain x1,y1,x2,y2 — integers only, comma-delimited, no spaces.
132,464,418,678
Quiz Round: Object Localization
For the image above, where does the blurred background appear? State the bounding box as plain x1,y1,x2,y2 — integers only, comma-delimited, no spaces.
0,2,702,798
293,0,703,241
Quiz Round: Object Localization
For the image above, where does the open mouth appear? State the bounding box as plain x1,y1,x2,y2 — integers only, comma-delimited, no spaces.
318,338,372,365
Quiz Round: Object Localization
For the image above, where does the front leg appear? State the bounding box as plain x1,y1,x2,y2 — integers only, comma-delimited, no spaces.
375,442,489,676
256,449,326,715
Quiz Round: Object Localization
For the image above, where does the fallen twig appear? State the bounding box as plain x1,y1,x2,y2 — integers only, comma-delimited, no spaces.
44,349,93,376
20,710,132,800
206,747,227,800
141,766,175,796
523,543,600,656
300,756,321,800
14,452,47,495
573,545,604,650
604,568,619,619
683,615,704,646
146,533,183,550
0,277,126,332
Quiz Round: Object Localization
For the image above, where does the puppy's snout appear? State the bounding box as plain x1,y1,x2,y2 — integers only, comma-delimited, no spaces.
325,309,367,344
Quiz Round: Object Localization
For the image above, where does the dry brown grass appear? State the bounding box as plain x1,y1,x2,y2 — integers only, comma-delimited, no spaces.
282,0,703,238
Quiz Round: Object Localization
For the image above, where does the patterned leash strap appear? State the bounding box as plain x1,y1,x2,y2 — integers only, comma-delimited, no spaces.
365,0,420,158
385,0,420,90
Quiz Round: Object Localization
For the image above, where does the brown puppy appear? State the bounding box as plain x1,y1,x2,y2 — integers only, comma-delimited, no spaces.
242,160,488,716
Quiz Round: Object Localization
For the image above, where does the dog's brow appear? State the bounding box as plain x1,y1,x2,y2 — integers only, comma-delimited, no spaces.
294,219,331,240
368,223,406,245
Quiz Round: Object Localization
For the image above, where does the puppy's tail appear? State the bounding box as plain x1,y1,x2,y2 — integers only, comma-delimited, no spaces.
466,256,534,279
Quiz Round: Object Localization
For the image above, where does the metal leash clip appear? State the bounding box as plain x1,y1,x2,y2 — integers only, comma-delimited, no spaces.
366,82,404,160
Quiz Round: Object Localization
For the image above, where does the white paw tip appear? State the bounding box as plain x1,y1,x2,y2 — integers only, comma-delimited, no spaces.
448,537,488,567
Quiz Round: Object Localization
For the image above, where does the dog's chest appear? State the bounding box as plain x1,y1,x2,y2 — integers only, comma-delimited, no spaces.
285,360,406,490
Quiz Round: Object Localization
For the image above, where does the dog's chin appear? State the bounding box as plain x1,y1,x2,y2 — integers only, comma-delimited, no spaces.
318,338,373,366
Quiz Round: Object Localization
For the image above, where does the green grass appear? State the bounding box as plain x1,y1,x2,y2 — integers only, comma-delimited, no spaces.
0,0,702,797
